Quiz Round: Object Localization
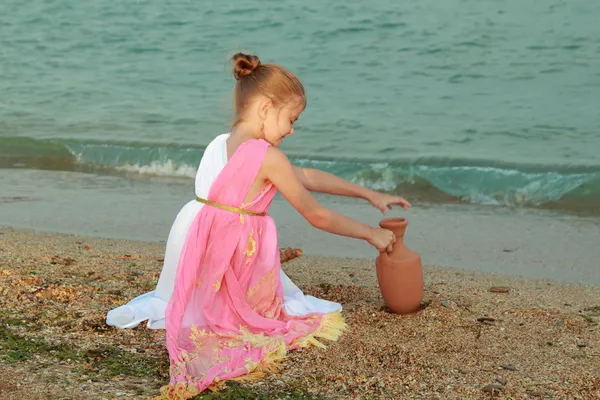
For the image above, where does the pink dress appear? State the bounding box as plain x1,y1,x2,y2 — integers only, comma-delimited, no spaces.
157,139,345,399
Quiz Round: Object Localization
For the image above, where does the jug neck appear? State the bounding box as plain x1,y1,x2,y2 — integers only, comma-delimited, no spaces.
378,218,408,258
379,218,407,239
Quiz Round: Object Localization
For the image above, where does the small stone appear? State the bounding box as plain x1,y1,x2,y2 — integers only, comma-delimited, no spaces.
482,384,504,393
496,376,507,385
577,343,586,348
490,286,510,293
477,316,496,325
441,300,450,308
502,364,518,371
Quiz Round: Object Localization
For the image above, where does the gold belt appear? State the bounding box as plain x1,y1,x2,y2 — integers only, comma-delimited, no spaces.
196,196,265,216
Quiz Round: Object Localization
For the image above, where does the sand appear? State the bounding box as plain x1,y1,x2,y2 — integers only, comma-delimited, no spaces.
0,226,599,399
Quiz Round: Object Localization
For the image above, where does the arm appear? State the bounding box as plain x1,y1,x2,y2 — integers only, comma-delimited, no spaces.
263,148,395,251
293,166,372,199
293,166,411,214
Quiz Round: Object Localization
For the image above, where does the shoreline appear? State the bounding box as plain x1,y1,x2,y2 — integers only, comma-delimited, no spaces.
2,224,600,290
1,168,600,286
0,227,599,399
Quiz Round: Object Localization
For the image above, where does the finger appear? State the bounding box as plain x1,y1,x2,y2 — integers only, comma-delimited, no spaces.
386,243,393,253
393,197,409,205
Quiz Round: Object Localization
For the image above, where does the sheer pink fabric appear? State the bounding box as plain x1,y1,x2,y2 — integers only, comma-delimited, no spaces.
158,139,345,399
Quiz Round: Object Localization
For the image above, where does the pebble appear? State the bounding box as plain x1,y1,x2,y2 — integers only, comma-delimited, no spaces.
490,286,511,293
482,384,504,393
502,364,518,371
496,376,507,385
477,316,496,325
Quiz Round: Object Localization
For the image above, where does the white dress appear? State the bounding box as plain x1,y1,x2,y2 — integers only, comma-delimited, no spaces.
106,133,342,329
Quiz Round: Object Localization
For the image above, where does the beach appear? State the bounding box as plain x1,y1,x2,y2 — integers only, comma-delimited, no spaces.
1,227,598,399
1,0,600,398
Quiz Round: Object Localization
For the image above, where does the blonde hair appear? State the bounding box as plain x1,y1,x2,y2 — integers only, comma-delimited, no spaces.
231,53,305,127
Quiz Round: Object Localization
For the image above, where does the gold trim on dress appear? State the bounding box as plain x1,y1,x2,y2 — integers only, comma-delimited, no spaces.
244,229,257,265
196,196,265,216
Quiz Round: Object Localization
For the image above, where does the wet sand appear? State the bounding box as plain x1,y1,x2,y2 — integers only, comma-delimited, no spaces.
2,168,600,287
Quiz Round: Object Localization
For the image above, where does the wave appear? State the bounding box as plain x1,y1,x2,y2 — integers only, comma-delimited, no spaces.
292,158,600,212
2,137,600,213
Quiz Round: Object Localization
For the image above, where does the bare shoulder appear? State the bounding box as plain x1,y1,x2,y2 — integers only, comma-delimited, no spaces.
264,146,291,168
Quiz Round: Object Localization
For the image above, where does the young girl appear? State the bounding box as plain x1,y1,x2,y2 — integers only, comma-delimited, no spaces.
150,53,410,399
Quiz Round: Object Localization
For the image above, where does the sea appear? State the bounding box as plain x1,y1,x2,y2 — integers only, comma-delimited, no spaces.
1,0,599,284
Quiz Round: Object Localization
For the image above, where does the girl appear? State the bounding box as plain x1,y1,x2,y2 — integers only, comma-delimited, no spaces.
146,53,410,398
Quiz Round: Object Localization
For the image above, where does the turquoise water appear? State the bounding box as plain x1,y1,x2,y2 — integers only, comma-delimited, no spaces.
1,0,600,212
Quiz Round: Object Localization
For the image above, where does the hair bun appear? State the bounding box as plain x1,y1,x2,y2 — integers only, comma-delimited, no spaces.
232,53,261,80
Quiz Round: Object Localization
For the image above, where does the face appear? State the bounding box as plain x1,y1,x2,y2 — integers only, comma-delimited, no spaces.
261,98,304,147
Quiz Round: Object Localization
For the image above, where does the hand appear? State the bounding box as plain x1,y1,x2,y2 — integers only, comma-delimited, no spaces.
368,227,396,253
368,192,411,214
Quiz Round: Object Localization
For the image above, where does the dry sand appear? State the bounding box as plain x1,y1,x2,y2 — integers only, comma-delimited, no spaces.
0,227,598,399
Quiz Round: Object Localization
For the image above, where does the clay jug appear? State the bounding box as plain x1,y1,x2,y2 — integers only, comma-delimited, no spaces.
375,218,423,314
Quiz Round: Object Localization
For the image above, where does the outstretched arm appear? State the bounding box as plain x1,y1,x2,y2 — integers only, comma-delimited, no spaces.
262,148,396,252
293,166,370,198
293,166,411,214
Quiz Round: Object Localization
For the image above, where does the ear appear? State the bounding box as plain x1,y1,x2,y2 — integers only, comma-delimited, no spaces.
257,97,273,120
